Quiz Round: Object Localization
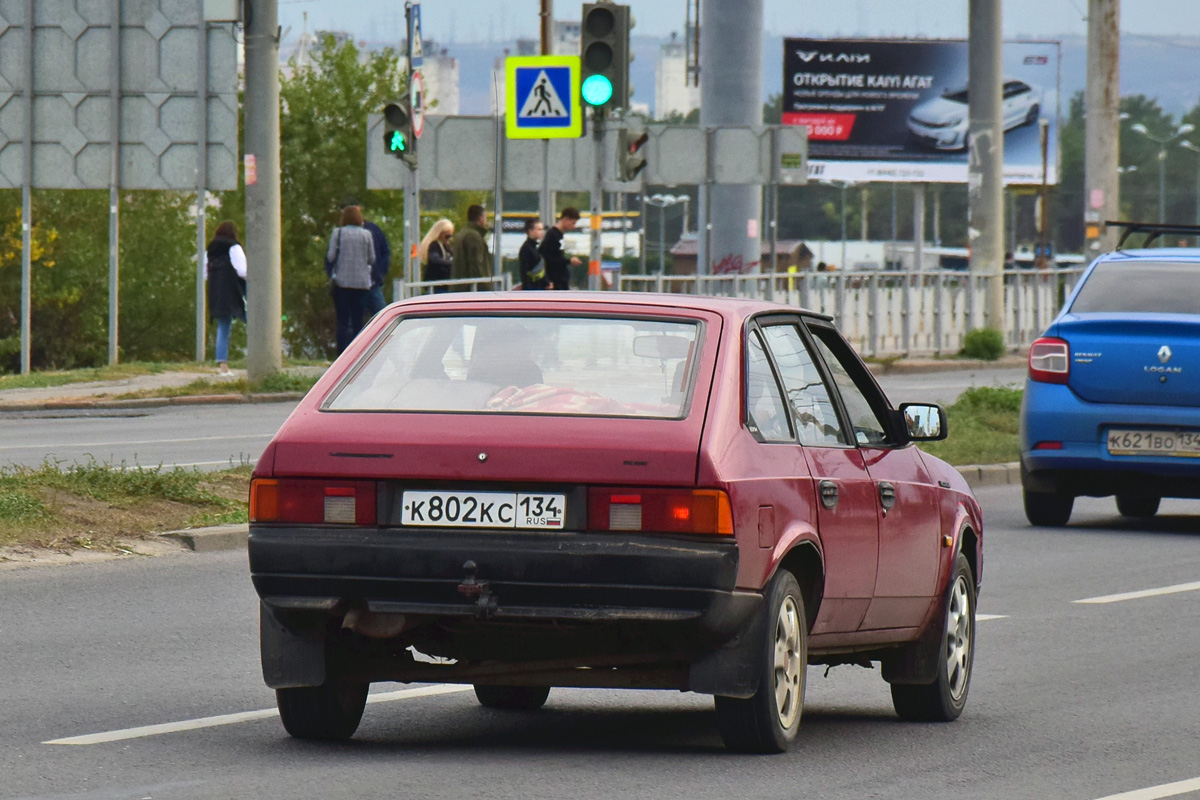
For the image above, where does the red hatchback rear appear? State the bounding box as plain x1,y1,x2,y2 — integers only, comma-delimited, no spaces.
249,293,982,752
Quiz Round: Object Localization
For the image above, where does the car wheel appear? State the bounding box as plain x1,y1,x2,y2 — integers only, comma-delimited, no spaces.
891,553,975,722
276,674,369,741
1024,487,1074,526
1116,495,1160,518
473,684,551,710
714,569,806,753
1025,102,1040,125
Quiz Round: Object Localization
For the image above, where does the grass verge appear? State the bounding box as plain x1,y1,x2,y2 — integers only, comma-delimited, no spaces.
921,386,1022,466
113,370,321,400
0,460,250,552
0,361,194,392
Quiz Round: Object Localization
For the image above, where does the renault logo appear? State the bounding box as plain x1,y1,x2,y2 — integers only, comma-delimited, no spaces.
1158,346,1172,364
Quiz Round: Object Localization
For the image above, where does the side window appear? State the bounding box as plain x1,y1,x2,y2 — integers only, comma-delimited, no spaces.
761,325,846,446
808,328,892,446
745,329,792,443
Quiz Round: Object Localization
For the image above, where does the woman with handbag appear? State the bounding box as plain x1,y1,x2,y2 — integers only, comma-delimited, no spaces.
419,218,454,293
326,205,376,354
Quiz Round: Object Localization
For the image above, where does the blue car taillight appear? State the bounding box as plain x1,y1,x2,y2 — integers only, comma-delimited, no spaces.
1029,337,1070,384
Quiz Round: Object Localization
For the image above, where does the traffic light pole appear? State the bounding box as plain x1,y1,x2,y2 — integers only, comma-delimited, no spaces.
588,108,605,291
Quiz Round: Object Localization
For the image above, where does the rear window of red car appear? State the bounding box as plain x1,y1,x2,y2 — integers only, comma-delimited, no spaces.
1070,261,1200,314
324,314,701,419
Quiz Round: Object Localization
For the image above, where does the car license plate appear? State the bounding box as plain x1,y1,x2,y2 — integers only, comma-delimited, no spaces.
1106,429,1200,458
400,491,566,529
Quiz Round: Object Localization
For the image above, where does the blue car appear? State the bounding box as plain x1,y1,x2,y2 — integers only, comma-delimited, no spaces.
1020,222,1200,526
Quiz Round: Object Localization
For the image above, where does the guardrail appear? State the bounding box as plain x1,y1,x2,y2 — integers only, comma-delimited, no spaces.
618,268,1087,357
392,274,513,298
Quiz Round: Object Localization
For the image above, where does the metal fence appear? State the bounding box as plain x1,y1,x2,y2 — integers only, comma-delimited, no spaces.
393,275,514,298
618,269,1087,357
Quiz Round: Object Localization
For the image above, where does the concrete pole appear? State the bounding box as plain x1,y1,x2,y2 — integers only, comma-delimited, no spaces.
19,0,32,374
588,109,604,290
933,186,942,246
914,183,926,273
698,0,763,276
108,0,121,365
860,186,869,241
195,19,209,363
967,0,1006,333
244,0,283,379
1084,0,1120,253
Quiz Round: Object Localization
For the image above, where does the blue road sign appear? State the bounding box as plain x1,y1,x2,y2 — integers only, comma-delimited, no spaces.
505,56,582,139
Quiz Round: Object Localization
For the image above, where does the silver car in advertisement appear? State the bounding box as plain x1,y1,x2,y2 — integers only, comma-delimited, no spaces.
908,80,1042,151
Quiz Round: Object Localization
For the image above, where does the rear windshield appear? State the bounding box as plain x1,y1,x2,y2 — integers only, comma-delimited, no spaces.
1070,261,1200,314
325,315,701,418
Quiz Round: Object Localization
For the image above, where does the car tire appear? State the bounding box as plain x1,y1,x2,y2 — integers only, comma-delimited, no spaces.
473,685,551,711
1025,103,1040,125
714,569,806,754
1116,495,1160,518
1024,487,1074,526
276,674,369,741
891,553,975,722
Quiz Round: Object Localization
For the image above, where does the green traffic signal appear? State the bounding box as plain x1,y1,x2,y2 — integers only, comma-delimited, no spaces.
389,131,407,152
582,74,614,106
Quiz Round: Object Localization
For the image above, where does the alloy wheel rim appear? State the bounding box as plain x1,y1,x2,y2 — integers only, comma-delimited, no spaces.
774,595,803,729
944,575,972,701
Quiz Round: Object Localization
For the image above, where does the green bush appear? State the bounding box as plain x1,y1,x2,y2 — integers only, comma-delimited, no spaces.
961,328,1006,361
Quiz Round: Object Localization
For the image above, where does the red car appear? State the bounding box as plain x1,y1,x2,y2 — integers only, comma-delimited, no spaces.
248,293,982,753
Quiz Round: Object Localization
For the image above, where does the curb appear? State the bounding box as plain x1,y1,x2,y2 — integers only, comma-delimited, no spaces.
869,355,1027,375
956,462,1021,489
0,391,305,413
160,524,249,553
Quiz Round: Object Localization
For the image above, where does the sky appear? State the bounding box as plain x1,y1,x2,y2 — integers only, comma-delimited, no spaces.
276,0,1200,46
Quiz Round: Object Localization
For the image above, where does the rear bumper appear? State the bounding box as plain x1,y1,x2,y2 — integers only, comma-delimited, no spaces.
249,525,749,635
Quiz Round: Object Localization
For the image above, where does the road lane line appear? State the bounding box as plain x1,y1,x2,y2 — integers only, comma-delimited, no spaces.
0,434,272,451
44,684,472,746
977,614,1007,621
1092,776,1200,800
1075,581,1200,605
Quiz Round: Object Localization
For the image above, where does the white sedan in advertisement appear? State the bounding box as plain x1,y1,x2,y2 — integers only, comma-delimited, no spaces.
908,80,1041,151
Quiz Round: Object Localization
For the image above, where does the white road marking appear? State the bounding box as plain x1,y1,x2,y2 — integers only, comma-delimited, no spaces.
1091,776,1200,800
1075,581,1200,605
44,684,472,746
0,434,271,451
977,614,1007,621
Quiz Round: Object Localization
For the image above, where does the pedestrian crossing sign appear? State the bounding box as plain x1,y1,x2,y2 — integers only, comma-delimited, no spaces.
505,56,582,139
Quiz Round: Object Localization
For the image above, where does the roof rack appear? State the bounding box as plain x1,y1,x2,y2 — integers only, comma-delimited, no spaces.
1106,220,1200,250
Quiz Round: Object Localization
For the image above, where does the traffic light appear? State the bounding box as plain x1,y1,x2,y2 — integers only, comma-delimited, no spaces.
580,2,631,110
382,99,416,167
618,128,648,181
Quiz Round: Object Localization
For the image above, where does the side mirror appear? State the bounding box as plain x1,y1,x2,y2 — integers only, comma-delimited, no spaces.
899,402,948,441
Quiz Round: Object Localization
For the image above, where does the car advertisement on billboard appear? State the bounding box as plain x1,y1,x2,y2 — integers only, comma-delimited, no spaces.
783,38,1060,184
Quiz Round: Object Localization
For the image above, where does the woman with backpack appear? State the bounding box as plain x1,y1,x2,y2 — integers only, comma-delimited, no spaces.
326,205,377,354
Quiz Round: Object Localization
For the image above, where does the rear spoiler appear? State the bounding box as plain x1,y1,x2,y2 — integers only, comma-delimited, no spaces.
1106,220,1200,250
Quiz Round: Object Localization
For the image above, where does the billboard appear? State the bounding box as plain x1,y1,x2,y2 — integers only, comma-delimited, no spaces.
783,39,1060,184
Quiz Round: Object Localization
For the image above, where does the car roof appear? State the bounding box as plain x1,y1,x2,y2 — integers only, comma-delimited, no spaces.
389,291,835,323
1094,248,1200,265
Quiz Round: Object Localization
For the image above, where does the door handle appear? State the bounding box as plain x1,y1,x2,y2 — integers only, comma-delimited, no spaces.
819,480,839,510
879,481,896,514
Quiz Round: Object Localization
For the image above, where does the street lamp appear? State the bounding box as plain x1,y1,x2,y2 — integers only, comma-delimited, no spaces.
645,194,691,275
1130,122,1195,223
1178,140,1200,243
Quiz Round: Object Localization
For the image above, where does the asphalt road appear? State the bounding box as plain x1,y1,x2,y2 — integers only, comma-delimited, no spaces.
0,367,1024,471
3,484,1199,800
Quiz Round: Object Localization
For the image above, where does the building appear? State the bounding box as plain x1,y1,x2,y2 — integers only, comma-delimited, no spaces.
655,31,699,120
416,40,460,117
491,20,583,114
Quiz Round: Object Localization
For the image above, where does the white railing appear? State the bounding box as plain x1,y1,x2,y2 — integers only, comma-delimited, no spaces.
393,274,513,298
618,268,1087,357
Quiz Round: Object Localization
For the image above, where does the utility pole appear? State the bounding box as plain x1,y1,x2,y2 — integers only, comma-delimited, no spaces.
244,0,283,380
699,0,763,276
588,109,604,291
1084,0,1120,253
967,0,1006,334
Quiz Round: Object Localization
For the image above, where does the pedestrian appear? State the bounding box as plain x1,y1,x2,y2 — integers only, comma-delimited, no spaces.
205,220,247,377
363,216,392,315
326,204,377,354
449,204,491,291
519,218,549,290
419,218,455,294
539,207,582,290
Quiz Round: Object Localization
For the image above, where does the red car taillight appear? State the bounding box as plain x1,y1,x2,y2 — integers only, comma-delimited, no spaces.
588,488,734,536
250,478,376,525
1029,337,1070,384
